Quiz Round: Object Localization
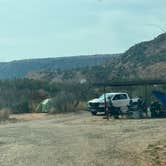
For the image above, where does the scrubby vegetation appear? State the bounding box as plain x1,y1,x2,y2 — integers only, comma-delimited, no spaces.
0,79,95,114
0,78,165,115
0,79,58,114
50,92,78,113
0,108,10,120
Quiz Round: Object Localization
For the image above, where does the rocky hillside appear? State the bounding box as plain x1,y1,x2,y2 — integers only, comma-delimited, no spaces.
27,33,166,83
0,54,117,79
1,33,166,81
113,32,166,80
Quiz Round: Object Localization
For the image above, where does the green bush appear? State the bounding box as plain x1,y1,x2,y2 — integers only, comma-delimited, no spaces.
12,101,30,114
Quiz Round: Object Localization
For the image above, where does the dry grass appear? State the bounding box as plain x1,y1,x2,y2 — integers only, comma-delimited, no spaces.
0,111,165,166
143,140,166,166
10,113,48,121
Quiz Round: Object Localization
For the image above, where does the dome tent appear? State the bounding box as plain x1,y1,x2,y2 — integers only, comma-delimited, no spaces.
36,98,53,113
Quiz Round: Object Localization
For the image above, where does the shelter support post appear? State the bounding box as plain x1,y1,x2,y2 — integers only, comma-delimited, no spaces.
104,85,109,120
144,85,149,106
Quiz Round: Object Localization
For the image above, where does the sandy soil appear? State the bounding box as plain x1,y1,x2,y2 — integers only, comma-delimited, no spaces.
0,111,165,166
10,113,48,120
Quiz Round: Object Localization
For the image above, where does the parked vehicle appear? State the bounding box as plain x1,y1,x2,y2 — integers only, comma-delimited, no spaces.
88,92,139,115
127,98,148,119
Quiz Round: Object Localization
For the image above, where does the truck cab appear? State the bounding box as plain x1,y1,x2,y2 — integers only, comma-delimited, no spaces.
88,92,137,115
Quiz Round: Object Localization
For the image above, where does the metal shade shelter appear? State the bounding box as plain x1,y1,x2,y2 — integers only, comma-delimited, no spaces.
92,80,166,119
94,80,166,87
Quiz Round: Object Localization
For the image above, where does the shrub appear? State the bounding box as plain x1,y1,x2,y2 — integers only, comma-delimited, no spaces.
12,101,30,114
0,108,10,120
50,91,79,113
77,101,88,111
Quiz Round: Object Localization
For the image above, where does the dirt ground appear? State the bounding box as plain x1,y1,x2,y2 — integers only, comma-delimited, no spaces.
10,113,47,121
0,112,165,166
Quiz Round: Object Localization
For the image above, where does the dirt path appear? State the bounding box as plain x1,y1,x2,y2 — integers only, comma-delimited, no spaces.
10,113,48,120
0,112,165,166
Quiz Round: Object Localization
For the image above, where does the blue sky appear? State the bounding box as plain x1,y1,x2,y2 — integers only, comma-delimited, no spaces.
0,0,165,61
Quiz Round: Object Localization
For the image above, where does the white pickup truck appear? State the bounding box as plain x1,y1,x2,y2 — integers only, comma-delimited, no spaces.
88,92,139,115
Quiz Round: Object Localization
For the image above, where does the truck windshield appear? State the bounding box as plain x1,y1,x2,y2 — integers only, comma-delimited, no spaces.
99,94,113,100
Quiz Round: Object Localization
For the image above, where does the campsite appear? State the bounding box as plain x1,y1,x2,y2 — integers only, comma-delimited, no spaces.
0,78,166,166
1,87,166,166
0,1,166,165
88,80,166,119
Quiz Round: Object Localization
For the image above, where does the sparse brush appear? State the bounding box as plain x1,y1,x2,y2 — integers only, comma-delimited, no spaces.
50,91,79,113
0,108,10,120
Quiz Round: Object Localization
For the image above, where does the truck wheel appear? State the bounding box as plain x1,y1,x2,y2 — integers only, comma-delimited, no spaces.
91,111,97,116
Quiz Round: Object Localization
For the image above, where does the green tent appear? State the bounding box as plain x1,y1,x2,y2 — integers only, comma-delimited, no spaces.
36,98,53,113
